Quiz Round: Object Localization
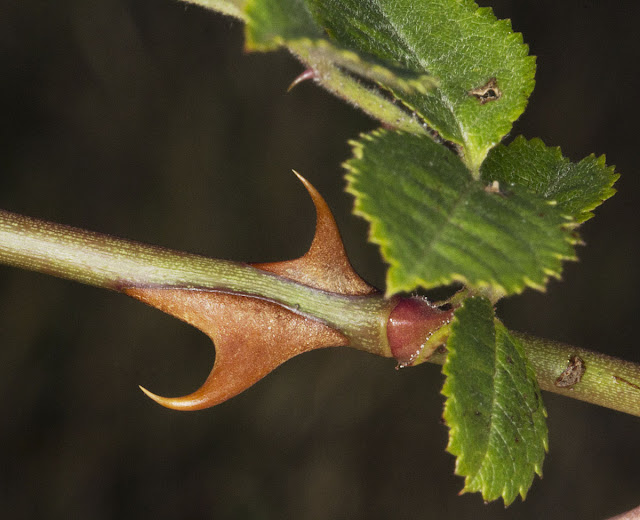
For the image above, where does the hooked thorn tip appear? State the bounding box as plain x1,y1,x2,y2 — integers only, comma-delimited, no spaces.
138,385,200,411
139,385,161,402
287,69,317,92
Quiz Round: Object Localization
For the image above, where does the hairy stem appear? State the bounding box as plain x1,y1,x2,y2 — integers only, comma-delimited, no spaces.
1,209,640,416
288,43,428,135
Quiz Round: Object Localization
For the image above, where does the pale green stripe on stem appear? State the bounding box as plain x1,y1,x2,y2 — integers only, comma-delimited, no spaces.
0,209,393,356
2,209,640,416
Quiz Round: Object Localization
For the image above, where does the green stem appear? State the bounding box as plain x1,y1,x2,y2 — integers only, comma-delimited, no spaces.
516,334,640,417
429,334,640,417
289,43,428,135
0,209,393,357
2,209,640,416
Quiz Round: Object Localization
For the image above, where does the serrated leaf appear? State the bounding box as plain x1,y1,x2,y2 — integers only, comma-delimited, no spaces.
244,0,436,94
244,0,432,134
442,296,547,505
481,136,619,224
306,0,535,169
345,130,575,296
243,0,534,168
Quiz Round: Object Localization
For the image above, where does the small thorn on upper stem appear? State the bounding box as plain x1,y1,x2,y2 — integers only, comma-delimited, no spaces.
288,69,317,92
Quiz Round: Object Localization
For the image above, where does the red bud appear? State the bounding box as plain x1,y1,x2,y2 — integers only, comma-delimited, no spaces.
387,297,453,366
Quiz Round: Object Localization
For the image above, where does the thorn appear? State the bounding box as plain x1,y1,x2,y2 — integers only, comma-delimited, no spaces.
129,288,348,412
252,171,377,295
139,385,176,408
138,383,217,411
287,69,317,92
139,385,160,402
139,385,194,411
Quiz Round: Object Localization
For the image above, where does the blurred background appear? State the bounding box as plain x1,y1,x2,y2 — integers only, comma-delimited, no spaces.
1,1,639,518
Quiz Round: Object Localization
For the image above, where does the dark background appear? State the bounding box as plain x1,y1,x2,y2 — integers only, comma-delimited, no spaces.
1,1,639,518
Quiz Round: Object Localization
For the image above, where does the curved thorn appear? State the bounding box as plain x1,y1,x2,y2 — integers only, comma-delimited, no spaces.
292,170,377,295
291,169,341,258
138,385,176,407
137,354,256,411
139,385,200,411
138,385,219,411
287,69,317,92
138,368,234,411
252,171,376,295
130,288,349,411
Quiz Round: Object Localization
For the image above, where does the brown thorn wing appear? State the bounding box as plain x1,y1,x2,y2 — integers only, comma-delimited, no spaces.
126,287,348,411
253,172,377,296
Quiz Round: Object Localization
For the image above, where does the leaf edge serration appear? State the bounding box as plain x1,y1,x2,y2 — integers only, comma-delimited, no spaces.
481,136,619,225
441,297,548,505
344,129,578,298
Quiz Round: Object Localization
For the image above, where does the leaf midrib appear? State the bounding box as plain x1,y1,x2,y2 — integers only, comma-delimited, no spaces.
470,321,499,484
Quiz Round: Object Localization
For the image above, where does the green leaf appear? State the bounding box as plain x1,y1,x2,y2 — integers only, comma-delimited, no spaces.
193,0,535,167
307,0,535,169
244,0,437,94
244,0,432,133
243,0,534,168
181,0,247,20
481,136,619,224
245,0,322,46
442,296,547,505
345,130,575,296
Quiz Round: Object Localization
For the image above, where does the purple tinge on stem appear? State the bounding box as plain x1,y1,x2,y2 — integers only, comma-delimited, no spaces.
287,69,318,92
127,172,375,411
387,297,453,366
